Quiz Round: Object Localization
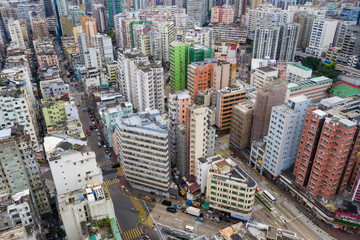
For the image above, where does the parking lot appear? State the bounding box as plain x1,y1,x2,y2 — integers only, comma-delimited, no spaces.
148,203,235,239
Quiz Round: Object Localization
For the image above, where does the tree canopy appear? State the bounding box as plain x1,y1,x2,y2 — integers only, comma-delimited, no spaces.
301,57,340,81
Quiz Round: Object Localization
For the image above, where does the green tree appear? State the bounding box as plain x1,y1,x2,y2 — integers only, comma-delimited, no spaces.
301,56,321,71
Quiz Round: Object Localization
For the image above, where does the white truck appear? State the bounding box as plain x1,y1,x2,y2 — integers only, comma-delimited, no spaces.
185,206,201,217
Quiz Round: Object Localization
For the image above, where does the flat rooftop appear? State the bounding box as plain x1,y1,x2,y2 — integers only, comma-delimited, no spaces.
288,62,312,71
257,66,277,73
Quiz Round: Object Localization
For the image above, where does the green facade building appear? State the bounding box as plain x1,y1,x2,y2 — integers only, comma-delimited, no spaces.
42,97,66,127
170,42,212,91
107,0,122,28
188,44,213,64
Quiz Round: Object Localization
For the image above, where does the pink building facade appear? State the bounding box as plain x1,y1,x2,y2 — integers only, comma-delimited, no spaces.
211,6,234,24
276,61,287,80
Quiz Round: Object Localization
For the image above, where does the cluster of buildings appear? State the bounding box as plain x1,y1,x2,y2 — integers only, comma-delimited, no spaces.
1,0,360,238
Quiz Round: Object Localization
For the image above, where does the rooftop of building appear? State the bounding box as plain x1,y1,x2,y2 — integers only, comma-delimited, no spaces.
257,66,278,73
116,109,168,135
288,62,312,71
287,76,332,89
218,85,246,95
209,159,256,188
43,135,88,155
253,139,266,150
136,62,162,71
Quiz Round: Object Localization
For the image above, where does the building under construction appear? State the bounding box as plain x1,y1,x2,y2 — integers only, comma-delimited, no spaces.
230,100,254,153
250,79,287,142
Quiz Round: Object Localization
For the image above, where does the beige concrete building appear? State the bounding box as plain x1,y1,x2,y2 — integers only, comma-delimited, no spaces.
186,105,212,181
251,66,278,90
206,158,257,221
31,16,49,40
212,60,232,106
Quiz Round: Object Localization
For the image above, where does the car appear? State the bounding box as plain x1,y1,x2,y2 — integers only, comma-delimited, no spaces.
92,121,96,125
105,149,109,154
161,200,172,206
211,217,220,222
97,136,102,141
97,132,100,136
166,207,177,213
111,163,120,168
89,126,93,130
93,125,97,129
97,142,102,148
100,141,105,145
195,216,204,222
103,144,106,148
172,205,181,210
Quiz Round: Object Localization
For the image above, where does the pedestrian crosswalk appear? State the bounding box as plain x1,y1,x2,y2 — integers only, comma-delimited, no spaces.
129,196,154,228
121,227,142,240
103,178,120,187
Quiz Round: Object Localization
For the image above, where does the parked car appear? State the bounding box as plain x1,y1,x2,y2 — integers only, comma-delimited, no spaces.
97,136,102,141
162,200,172,206
172,205,181,210
100,141,105,145
166,207,177,213
97,132,100,136
97,142,102,148
93,125,97,129
211,217,220,222
195,217,204,222
111,163,120,168
89,126,93,130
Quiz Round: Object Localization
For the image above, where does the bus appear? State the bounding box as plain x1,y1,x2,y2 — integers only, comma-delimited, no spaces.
263,190,276,204
86,128,91,136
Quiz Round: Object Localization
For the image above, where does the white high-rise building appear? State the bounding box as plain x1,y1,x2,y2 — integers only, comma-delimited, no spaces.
306,18,339,57
7,19,26,48
46,136,103,195
117,48,165,112
263,95,311,177
92,33,114,63
186,105,212,181
253,20,280,60
115,109,171,196
155,21,175,62
57,0,68,17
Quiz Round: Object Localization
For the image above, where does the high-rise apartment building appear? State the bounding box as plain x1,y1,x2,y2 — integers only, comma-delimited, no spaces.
170,42,190,91
7,19,26,48
333,20,357,48
0,126,51,216
168,91,191,164
293,106,360,201
234,0,247,19
206,158,257,221
277,23,300,62
340,25,360,57
0,82,40,150
186,105,212,181
215,86,247,131
211,6,234,24
92,34,114,63
251,79,287,142
92,3,109,33
46,136,103,195
252,20,280,60
31,17,49,40
211,60,232,106
187,59,215,103
306,18,339,57
155,21,175,62
294,14,316,51
230,100,254,151
68,4,86,25
34,38,59,68
264,96,311,177
107,0,123,28
117,48,165,112
43,0,54,17
187,0,207,26
115,109,171,196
